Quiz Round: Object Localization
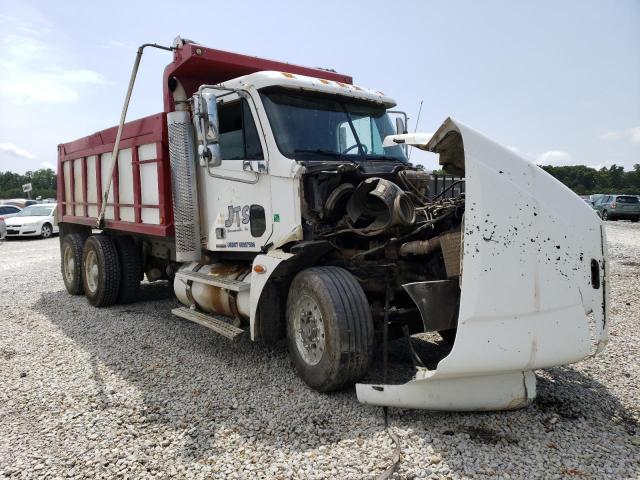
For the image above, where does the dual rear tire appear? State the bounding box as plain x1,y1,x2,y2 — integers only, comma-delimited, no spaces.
61,233,141,307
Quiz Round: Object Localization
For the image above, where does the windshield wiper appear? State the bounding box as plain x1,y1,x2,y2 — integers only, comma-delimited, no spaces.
364,155,403,162
293,149,346,158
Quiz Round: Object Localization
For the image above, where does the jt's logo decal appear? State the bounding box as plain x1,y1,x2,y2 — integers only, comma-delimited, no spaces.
224,205,251,228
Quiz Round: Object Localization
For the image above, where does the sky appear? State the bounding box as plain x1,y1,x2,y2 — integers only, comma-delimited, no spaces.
0,0,638,174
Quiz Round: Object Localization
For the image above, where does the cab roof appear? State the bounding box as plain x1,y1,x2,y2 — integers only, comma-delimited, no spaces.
219,71,396,108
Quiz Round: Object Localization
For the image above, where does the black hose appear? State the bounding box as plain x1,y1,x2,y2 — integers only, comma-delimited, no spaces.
430,180,465,201
349,208,456,259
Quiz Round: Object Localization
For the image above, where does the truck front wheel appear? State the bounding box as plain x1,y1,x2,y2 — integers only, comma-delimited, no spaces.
286,267,373,392
82,235,121,307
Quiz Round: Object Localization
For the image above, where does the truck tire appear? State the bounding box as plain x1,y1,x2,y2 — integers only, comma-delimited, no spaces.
82,235,121,307
61,233,86,295
286,266,373,392
114,236,142,304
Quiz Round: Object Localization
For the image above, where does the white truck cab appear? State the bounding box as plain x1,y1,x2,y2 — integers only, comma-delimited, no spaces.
193,71,399,254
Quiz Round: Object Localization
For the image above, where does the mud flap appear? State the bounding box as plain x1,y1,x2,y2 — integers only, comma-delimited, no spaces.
356,118,608,411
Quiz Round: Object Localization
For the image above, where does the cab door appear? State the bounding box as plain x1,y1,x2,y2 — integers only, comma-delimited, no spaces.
198,93,273,252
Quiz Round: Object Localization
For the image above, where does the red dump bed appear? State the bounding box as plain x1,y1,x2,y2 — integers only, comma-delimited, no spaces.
57,43,352,237
57,113,171,236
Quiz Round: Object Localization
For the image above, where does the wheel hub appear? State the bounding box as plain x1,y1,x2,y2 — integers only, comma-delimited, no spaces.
293,295,325,366
85,250,99,293
63,246,75,283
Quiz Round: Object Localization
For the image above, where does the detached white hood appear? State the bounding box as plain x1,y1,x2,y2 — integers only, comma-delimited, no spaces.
357,118,608,411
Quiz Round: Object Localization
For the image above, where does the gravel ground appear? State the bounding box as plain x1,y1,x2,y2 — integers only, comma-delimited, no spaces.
0,223,639,479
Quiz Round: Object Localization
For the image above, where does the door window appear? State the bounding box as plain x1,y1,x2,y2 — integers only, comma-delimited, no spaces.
616,196,639,204
218,99,263,160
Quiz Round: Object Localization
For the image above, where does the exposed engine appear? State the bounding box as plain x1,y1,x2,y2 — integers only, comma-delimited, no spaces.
298,164,465,338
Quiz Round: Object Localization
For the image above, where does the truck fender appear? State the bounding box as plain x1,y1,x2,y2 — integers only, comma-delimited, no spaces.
249,249,295,341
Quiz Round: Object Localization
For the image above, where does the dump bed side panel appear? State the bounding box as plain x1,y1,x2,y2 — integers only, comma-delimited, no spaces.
57,113,173,237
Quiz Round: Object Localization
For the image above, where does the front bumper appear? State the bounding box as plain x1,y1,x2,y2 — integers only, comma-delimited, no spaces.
608,210,640,219
5,225,40,237
356,118,608,411
358,371,536,411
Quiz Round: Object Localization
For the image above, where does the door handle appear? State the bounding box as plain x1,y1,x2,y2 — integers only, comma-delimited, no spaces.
243,160,267,173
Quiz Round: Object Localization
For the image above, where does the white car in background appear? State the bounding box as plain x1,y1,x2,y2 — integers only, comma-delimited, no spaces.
4,203,59,239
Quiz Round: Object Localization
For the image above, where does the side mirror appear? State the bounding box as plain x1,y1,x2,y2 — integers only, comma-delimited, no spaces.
201,91,219,144
396,117,406,135
194,90,222,168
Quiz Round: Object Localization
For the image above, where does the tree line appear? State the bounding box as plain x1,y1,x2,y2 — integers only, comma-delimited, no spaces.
540,164,640,195
0,169,57,199
434,163,639,195
1,164,639,201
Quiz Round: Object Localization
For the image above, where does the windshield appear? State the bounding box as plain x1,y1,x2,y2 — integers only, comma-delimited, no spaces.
260,88,407,163
616,196,639,204
16,205,53,217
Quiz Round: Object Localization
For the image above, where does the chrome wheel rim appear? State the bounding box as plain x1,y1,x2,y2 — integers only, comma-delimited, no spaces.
63,245,75,284
84,250,99,294
293,294,326,366
42,225,51,238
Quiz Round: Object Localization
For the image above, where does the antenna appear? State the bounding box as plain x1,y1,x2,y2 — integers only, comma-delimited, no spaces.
408,100,423,160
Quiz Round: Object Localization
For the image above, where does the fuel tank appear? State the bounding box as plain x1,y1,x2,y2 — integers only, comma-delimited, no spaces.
174,263,251,319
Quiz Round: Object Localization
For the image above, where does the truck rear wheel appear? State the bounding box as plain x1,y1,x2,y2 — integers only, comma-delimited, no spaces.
82,235,121,307
286,267,373,392
61,233,86,295
114,236,142,304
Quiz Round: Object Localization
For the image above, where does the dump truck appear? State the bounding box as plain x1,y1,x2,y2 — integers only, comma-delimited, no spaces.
57,37,608,410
